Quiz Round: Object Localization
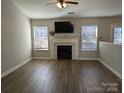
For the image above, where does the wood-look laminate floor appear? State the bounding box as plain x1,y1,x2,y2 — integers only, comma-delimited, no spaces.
2,60,122,93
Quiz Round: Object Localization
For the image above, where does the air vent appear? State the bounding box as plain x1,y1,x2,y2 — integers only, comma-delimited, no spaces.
68,12,74,14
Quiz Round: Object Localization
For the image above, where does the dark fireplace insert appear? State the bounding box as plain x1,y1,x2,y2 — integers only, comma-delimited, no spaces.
57,45,72,60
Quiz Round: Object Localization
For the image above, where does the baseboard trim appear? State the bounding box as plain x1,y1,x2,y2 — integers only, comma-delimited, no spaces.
1,58,32,78
98,59,122,79
32,57,98,60
77,58,99,60
32,57,52,60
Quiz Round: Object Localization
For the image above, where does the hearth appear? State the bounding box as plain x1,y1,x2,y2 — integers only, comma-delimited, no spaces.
57,46,72,60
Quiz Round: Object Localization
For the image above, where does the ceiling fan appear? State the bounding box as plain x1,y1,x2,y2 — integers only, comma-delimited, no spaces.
47,0,79,8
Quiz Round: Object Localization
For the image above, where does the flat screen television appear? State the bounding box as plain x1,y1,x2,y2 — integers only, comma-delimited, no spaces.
55,21,74,33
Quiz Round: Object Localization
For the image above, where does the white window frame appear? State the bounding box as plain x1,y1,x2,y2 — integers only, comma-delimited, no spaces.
111,23,122,45
81,25,98,51
113,26,122,45
33,26,49,50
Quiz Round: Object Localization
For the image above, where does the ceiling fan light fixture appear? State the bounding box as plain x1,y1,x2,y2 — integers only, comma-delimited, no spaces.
56,3,67,8
57,3,62,8
63,3,67,8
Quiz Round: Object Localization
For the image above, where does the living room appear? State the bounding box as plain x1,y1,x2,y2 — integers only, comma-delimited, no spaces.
1,0,122,93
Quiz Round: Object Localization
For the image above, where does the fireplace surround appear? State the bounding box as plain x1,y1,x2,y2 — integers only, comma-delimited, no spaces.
51,36,79,60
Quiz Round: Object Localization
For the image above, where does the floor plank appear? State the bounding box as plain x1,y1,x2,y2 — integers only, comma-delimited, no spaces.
2,60,122,93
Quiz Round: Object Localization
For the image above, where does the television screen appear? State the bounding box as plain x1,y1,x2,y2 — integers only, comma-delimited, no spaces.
55,21,74,33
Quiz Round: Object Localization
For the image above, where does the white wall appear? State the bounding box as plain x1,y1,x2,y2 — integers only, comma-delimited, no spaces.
1,0,32,74
99,42,122,78
31,17,121,59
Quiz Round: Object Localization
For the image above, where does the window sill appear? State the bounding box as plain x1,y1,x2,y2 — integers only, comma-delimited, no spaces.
81,49,97,51
114,43,122,45
33,49,49,51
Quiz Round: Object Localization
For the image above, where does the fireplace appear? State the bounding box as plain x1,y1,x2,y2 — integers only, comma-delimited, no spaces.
57,45,72,60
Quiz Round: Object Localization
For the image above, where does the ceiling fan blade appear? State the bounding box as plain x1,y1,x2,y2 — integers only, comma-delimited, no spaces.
46,2,58,5
65,1,78,4
57,0,64,2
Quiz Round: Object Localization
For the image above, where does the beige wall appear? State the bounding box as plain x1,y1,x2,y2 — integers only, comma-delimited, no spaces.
1,0,32,73
31,17,121,59
99,42,122,77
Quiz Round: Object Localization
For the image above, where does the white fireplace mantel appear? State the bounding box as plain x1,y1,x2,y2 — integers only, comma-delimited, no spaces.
51,36,79,60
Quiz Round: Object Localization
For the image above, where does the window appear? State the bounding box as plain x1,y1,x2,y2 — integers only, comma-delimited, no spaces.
81,25,98,50
114,26,122,44
33,27,48,50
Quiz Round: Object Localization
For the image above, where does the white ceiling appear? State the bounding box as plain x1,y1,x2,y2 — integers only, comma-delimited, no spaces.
13,0,122,19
